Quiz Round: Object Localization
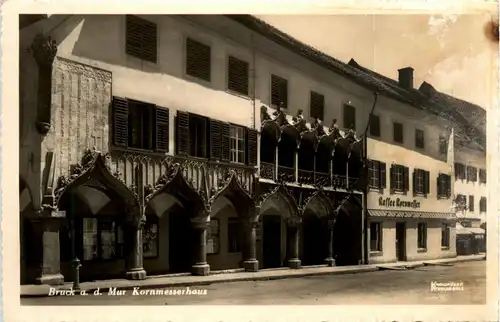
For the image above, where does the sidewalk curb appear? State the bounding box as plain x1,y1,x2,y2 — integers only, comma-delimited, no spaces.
20,255,485,298
22,267,379,298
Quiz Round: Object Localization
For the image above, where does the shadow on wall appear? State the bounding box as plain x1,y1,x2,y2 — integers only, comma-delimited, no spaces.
71,15,267,104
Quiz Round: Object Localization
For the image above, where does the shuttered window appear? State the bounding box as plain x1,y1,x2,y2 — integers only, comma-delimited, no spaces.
439,135,448,155
369,114,380,137
390,164,408,192
466,166,477,182
227,56,249,96
480,197,487,212
186,38,211,82
468,195,475,211
368,160,386,189
437,173,451,198
175,112,257,166
455,163,466,180
309,91,324,121
343,104,356,130
112,96,169,152
413,168,429,195
393,122,404,143
125,15,157,63
415,129,425,149
271,74,288,109
479,169,487,184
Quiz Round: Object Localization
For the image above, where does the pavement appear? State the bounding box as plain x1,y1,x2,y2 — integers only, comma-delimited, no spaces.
21,260,486,305
20,254,485,298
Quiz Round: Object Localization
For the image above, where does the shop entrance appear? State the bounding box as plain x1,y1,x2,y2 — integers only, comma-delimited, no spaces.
395,222,406,261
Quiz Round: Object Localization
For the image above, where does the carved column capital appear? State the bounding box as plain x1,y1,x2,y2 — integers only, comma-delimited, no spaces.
31,34,57,68
190,217,209,231
286,216,302,227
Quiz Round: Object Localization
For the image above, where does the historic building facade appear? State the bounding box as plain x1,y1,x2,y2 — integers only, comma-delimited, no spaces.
21,14,476,285
20,14,372,285
347,61,458,263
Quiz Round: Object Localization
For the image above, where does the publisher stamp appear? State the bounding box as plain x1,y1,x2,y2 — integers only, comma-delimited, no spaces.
430,281,464,292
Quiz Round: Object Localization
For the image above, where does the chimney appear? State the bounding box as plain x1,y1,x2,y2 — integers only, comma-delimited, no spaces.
398,67,414,89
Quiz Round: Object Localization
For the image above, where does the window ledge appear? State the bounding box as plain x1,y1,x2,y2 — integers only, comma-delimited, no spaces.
369,251,383,256
368,187,384,193
441,247,450,251
417,248,427,253
391,189,407,196
226,89,251,100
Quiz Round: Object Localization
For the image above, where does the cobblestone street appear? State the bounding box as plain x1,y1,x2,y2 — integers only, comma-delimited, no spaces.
22,261,485,305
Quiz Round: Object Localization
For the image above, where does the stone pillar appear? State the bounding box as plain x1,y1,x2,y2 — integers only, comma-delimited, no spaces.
242,218,259,272
324,218,336,267
287,217,301,269
31,34,57,136
125,218,147,280
32,218,64,285
191,219,210,276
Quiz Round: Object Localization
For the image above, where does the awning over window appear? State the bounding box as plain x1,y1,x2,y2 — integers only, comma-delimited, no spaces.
368,209,456,220
456,223,486,235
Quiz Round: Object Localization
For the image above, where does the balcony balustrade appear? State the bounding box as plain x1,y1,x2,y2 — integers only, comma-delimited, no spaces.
258,158,362,191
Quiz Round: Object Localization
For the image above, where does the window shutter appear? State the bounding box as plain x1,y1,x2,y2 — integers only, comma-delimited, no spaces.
424,170,430,195
446,175,451,198
186,37,211,82
155,107,169,152
209,119,222,160
310,91,325,121
390,165,395,191
379,162,386,188
271,74,288,108
221,122,230,162
403,166,410,191
125,15,157,63
112,96,129,147
246,128,258,166
227,56,249,96
175,111,190,155
412,169,417,194
436,174,442,197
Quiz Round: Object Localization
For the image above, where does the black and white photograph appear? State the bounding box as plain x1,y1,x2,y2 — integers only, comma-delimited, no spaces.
4,1,499,320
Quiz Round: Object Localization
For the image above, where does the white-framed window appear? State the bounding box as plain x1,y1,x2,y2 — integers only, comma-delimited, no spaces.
230,125,245,164
415,169,424,194
394,166,404,191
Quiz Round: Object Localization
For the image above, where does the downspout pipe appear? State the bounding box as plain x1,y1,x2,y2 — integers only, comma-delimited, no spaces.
362,92,379,264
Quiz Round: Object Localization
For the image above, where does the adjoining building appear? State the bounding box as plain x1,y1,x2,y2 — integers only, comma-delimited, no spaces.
347,60,457,263
419,82,487,255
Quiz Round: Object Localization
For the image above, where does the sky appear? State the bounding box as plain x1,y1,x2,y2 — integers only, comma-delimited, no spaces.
258,14,498,110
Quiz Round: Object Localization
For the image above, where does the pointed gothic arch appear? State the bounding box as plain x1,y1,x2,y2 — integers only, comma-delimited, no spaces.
145,163,207,219
55,152,140,221
209,170,255,218
259,184,300,221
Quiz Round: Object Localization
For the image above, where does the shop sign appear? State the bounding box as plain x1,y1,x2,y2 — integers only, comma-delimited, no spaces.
378,197,421,209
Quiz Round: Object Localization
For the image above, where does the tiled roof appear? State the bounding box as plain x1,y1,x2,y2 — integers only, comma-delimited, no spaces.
227,15,485,151
419,82,486,151
349,60,486,151
368,209,456,220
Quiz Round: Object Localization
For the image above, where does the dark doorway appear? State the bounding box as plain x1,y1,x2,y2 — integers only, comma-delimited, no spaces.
169,212,194,273
262,215,282,268
333,208,362,266
395,222,406,261
302,215,326,266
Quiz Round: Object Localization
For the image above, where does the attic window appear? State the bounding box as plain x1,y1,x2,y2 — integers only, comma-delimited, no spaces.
125,15,157,63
